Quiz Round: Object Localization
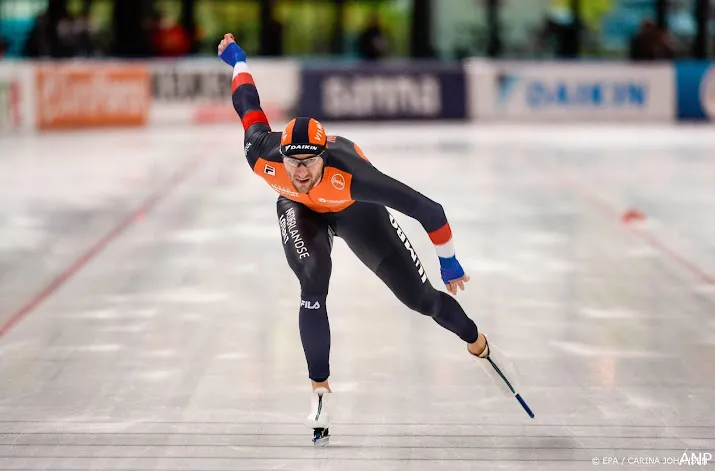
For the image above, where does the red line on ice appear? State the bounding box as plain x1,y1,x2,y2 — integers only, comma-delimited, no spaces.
0,158,202,338
543,163,715,286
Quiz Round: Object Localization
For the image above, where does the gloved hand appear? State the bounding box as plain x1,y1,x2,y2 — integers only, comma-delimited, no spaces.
218,33,247,67
439,255,470,296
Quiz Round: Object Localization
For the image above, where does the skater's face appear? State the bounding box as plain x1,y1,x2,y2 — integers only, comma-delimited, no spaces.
283,153,325,194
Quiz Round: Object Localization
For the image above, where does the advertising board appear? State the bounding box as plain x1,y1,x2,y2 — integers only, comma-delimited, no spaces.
299,62,467,121
468,61,674,122
0,63,35,133
35,63,150,130
150,58,298,125
675,62,715,121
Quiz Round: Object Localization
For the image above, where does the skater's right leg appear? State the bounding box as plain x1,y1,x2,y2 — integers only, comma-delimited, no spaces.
276,197,334,391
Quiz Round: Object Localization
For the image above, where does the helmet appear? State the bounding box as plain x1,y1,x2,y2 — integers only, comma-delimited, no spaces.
280,117,328,157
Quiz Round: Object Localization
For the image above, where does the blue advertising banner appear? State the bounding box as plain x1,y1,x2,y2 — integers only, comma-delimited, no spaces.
676,62,715,121
299,62,467,121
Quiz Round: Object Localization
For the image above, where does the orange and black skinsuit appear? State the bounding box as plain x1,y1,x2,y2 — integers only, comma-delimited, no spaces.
229,56,479,383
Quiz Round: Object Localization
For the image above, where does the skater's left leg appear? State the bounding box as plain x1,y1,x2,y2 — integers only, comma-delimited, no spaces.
276,197,334,389
335,203,485,352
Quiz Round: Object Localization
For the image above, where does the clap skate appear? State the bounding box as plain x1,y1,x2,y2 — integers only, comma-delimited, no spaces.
470,335,535,418
305,387,332,445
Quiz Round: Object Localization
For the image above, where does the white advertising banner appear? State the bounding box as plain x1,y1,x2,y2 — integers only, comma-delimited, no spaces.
0,62,36,134
149,58,298,126
467,60,675,122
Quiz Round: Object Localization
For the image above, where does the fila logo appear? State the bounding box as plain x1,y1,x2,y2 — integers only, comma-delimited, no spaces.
264,163,275,176
331,173,345,190
244,142,252,155
301,300,321,310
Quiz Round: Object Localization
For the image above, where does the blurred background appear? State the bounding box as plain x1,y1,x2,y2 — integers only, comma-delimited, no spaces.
0,0,712,61
1,2,715,469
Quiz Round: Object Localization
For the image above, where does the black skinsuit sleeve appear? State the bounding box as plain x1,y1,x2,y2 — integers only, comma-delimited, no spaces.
349,156,449,234
230,62,273,170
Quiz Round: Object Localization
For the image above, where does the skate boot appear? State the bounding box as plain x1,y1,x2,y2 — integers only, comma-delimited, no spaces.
305,387,332,445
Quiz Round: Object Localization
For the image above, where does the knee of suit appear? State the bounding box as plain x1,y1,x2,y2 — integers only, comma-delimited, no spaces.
402,286,442,317
297,256,331,296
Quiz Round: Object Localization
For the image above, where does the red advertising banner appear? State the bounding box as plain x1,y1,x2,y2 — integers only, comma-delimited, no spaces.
36,64,150,130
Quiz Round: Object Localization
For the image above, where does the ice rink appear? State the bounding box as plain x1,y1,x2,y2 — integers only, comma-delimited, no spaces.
1,123,714,470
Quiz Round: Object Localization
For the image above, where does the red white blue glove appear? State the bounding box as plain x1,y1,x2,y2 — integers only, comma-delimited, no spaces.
219,40,247,67
439,255,465,285
429,222,469,295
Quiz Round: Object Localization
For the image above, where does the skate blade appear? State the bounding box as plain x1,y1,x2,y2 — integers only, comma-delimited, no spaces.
312,428,330,446
476,342,535,418
476,342,522,396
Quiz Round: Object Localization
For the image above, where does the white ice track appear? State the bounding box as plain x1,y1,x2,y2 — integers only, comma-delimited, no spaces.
0,123,714,471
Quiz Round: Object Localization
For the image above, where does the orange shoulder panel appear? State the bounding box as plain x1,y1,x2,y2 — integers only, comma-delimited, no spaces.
354,143,369,161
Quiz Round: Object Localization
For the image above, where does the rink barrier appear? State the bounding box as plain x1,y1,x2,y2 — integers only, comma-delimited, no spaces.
298,61,468,121
149,58,298,125
0,62,35,133
465,60,676,122
675,61,715,121
3,59,715,132
0,59,298,133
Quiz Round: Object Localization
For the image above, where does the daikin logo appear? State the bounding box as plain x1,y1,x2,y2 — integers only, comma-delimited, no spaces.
497,73,519,107
286,144,319,152
496,72,648,109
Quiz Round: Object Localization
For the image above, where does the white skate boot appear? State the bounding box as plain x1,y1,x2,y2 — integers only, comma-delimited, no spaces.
305,387,332,445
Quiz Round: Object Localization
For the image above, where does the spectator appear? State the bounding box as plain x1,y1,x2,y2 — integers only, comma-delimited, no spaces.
112,2,155,57
55,11,81,58
23,12,53,57
257,0,283,57
358,13,390,60
151,13,191,57
629,19,676,60
72,13,100,57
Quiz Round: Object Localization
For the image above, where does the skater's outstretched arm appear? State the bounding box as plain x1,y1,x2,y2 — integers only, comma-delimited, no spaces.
339,139,470,295
218,33,273,169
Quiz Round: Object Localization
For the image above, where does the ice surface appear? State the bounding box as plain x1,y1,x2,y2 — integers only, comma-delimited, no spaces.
0,123,714,470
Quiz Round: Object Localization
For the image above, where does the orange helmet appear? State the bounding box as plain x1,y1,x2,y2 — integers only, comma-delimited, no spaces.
280,117,328,157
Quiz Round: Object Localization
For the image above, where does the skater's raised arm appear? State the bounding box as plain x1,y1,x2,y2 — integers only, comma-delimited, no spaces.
218,33,270,135
218,33,274,169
